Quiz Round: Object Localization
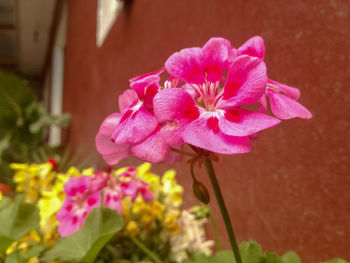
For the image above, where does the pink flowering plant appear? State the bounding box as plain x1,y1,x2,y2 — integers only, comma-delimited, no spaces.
95,36,312,263
56,167,155,237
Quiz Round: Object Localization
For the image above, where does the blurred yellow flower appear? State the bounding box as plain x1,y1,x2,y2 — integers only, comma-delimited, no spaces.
136,163,161,196
161,170,183,207
126,221,139,236
11,163,55,203
151,201,165,220
164,212,180,235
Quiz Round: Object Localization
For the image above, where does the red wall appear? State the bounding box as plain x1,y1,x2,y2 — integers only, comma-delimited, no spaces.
63,0,350,261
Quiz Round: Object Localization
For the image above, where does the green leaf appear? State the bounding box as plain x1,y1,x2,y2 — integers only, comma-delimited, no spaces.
0,71,35,132
261,252,282,263
0,196,39,255
183,253,213,263
41,206,124,263
23,245,45,259
281,252,301,263
239,241,263,263
0,196,11,211
214,250,235,263
0,236,13,255
319,259,349,263
4,251,22,263
4,245,44,263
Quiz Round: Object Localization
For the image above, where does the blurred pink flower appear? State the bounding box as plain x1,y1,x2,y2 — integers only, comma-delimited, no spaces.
56,176,100,236
119,170,154,201
102,176,123,212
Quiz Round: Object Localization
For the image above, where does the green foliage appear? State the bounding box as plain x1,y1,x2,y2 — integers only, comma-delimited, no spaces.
5,245,45,263
0,71,71,183
281,252,301,263
0,196,39,256
185,241,349,263
41,206,124,263
320,259,349,263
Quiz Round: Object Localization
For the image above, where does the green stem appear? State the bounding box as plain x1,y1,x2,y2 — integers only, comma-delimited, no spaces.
128,234,163,263
208,206,222,251
204,158,242,263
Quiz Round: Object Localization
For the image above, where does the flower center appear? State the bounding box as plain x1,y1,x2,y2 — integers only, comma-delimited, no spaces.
192,81,223,111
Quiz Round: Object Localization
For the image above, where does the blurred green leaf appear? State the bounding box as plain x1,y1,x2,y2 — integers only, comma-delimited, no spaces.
0,196,39,255
319,259,349,263
4,245,44,263
0,71,72,181
281,252,301,263
214,250,235,263
261,252,282,263
240,241,262,263
184,253,214,263
41,206,124,263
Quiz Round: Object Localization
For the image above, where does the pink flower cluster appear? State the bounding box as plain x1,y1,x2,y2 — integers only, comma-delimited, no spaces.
96,36,311,164
57,168,154,236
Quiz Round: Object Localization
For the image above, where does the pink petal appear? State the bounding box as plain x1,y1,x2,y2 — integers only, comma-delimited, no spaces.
56,200,74,221
97,113,121,137
238,36,265,59
165,47,205,84
219,108,280,137
103,189,123,213
218,55,267,108
268,90,312,119
112,105,158,144
153,88,199,123
63,176,91,197
95,113,131,165
131,126,170,163
96,113,124,154
57,200,85,236
183,116,251,154
129,68,165,83
139,187,154,202
101,150,131,165
163,148,183,163
159,119,187,147
258,94,268,113
86,192,101,209
201,37,236,82
118,89,138,112
129,69,163,100
89,172,108,192
268,79,300,100
121,180,139,199
57,215,83,237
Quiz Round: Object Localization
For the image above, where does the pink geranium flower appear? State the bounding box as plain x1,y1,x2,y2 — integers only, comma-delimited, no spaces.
56,176,100,236
238,36,312,120
153,38,280,154
96,36,312,164
102,175,123,212
118,169,154,201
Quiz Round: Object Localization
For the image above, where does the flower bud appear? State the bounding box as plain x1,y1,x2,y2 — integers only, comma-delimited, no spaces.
192,181,210,204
